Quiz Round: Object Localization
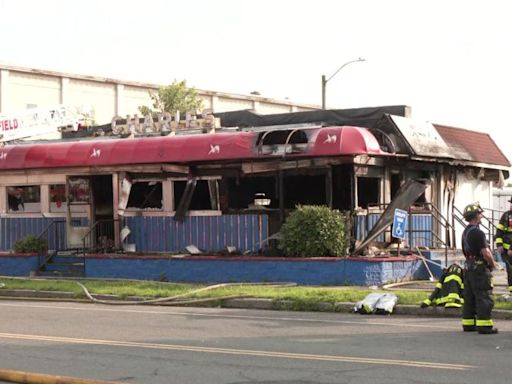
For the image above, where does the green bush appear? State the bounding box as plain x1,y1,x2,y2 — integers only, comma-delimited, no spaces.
278,205,349,257
13,235,48,254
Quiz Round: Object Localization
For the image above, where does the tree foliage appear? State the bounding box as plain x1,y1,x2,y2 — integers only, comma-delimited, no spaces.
138,80,204,116
278,205,349,257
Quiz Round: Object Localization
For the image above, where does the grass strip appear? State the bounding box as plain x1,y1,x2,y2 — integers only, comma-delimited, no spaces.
1,277,511,311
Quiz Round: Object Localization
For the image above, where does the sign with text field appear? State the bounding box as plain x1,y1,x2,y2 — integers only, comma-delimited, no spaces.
392,208,408,240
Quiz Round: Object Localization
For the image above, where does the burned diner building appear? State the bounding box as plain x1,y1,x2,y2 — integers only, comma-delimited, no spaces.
0,105,508,257
213,105,510,252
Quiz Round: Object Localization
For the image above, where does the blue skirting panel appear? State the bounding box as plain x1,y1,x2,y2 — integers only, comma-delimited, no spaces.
354,213,433,247
124,215,268,253
85,256,425,286
0,217,87,252
409,214,433,247
0,215,267,254
0,254,39,276
353,214,386,242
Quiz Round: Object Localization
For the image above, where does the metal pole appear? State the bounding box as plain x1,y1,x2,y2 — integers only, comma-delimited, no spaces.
321,57,365,110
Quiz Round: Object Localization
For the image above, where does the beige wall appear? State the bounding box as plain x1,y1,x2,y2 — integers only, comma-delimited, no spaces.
214,96,253,112
7,71,60,111
258,101,297,114
0,64,318,124
68,79,116,124
120,85,153,117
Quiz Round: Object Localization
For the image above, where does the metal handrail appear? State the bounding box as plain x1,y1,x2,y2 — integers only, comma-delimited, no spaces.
81,218,120,254
366,201,454,250
428,214,450,246
429,204,455,248
37,219,66,271
429,204,455,231
452,205,466,227
37,219,66,244
452,205,504,251
409,204,451,264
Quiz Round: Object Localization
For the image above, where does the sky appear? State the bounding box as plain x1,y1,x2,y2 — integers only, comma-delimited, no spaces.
1,0,511,166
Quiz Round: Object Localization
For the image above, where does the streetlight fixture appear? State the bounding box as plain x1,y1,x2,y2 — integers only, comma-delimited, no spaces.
321,57,366,109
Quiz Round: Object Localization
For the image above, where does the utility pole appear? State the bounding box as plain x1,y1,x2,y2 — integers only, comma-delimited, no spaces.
321,57,365,109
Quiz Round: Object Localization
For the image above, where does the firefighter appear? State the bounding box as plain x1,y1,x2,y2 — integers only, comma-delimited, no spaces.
420,264,464,308
495,197,512,294
461,203,498,334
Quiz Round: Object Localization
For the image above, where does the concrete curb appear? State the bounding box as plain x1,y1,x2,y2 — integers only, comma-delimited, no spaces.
1,289,512,320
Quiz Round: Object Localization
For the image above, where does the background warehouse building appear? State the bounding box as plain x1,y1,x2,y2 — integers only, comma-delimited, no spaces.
0,64,317,124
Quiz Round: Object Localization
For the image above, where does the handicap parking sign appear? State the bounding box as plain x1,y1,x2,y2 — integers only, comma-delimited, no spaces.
392,208,408,240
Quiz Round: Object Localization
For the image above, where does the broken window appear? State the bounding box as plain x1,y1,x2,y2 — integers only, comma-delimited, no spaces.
173,179,218,210
7,185,41,213
126,181,163,210
226,176,277,209
225,172,328,210
410,171,432,208
357,177,381,209
332,165,353,210
283,174,326,209
391,173,402,200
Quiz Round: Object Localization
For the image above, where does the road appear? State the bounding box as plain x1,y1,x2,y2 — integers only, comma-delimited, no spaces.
0,300,510,384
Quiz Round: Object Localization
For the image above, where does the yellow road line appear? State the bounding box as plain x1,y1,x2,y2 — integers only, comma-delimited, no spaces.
0,332,474,371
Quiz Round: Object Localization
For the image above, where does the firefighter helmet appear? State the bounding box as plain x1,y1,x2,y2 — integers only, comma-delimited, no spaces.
463,203,483,221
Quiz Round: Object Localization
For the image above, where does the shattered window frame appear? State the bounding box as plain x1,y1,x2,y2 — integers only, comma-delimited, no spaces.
171,177,221,213
125,178,164,211
356,176,382,210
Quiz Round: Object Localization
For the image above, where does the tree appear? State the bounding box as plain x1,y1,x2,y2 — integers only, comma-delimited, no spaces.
138,80,204,116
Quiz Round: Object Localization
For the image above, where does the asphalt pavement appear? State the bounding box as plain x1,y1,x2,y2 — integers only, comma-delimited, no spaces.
1,301,511,384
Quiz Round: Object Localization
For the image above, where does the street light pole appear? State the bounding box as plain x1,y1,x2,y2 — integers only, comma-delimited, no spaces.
321,57,365,109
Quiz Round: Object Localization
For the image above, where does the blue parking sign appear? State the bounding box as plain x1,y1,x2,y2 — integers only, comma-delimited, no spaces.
392,208,408,240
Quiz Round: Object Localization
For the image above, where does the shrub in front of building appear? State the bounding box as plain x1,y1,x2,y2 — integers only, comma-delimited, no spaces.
13,235,48,254
278,205,348,257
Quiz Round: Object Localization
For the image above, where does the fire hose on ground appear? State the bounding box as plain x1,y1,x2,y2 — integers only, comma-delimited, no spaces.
75,281,297,305
0,368,124,384
0,276,296,305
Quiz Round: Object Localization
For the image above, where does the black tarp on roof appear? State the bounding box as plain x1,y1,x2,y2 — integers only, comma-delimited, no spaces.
213,105,410,128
